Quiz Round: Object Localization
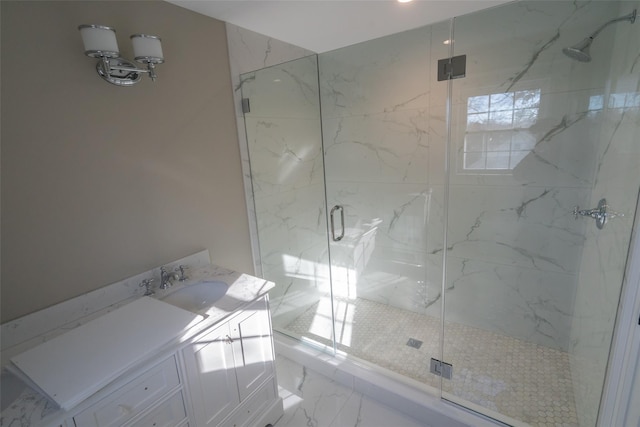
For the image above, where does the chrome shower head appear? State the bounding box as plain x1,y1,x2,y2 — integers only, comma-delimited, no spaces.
563,9,636,62
562,37,593,62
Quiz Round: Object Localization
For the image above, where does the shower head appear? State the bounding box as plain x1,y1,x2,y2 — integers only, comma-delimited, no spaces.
563,9,636,62
562,37,593,62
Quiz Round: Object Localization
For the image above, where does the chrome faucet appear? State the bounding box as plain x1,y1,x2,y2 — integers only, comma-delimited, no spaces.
160,266,177,289
175,265,189,282
139,278,155,296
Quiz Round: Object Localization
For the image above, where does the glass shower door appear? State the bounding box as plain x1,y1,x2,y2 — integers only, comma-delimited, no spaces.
442,1,640,426
300,23,451,385
240,56,334,346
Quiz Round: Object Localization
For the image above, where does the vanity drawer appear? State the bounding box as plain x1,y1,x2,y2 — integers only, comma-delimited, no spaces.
128,391,187,427
225,378,276,427
74,356,180,427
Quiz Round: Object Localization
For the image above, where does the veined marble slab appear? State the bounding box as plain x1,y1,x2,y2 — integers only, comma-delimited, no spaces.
226,22,316,279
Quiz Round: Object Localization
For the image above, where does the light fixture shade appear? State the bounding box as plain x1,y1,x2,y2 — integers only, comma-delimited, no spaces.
78,25,119,58
130,34,164,64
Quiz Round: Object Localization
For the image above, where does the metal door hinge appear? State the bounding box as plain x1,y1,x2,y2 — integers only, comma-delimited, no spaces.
241,98,251,114
430,358,453,379
437,55,466,81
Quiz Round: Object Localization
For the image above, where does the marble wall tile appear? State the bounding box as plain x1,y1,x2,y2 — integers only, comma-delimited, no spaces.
425,1,634,354
254,186,327,247
241,55,323,119
570,3,640,423
439,255,575,350
242,54,330,329
268,268,330,330
226,23,318,278
325,182,432,256
441,185,590,275
227,24,314,74
227,23,315,118
246,117,324,196
319,26,431,119
322,109,429,185
356,252,443,316
240,55,325,293
328,392,425,427
254,181,329,327
451,1,617,104
275,355,355,427
317,26,438,327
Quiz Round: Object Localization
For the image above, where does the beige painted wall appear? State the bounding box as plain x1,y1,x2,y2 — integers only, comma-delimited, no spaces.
1,1,253,323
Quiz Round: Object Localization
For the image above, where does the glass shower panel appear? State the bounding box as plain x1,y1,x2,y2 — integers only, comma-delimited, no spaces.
240,56,333,345
444,1,640,426
288,23,449,386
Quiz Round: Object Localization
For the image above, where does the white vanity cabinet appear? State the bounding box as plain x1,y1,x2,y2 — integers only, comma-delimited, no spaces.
182,296,278,427
67,296,279,427
1,259,282,427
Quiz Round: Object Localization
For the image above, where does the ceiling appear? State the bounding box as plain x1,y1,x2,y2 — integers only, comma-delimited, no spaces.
167,0,511,53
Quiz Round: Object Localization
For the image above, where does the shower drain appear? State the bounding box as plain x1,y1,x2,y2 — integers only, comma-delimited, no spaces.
406,338,423,349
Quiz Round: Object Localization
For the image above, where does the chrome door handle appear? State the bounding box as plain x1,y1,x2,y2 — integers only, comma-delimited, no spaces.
330,205,345,241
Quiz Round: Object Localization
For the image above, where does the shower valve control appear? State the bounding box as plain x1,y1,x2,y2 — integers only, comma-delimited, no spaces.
572,198,623,230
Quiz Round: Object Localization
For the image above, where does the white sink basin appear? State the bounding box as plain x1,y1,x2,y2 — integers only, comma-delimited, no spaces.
162,281,228,314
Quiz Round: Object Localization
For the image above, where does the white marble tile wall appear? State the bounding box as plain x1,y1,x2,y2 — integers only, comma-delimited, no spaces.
225,23,315,281
570,2,640,425
430,0,627,354
318,25,442,328
275,354,427,427
315,0,636,356
228,33,330,329
243,62,328,327
231,0,610,351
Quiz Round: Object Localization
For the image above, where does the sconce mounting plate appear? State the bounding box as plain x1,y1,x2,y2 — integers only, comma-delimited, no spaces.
96,57,141,86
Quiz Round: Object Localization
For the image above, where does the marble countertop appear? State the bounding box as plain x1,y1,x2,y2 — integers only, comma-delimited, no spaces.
0,264,274,427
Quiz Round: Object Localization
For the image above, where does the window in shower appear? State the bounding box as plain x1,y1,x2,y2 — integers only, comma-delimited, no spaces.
589,91,640,111
462,88,540,172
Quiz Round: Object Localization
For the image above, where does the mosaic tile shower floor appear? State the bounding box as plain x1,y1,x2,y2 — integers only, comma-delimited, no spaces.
284,297,578,427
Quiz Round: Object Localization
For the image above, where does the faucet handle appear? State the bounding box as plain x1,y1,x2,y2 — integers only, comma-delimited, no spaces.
139,278,155,296
175,265,189,282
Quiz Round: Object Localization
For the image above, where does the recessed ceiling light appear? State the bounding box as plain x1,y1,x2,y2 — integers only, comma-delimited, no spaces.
398,0,413,3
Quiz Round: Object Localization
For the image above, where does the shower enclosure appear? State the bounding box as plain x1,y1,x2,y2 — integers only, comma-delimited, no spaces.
240,1,640,426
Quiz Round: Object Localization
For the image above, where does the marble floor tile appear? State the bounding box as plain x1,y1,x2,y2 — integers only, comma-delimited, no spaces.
275,356,354,427
274,355,425,427
328,392,427,427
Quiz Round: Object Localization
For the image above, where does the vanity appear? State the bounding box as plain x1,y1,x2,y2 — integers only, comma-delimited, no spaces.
0,252,283,427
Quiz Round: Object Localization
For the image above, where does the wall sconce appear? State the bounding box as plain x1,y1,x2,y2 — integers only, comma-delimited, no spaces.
78,24,164,86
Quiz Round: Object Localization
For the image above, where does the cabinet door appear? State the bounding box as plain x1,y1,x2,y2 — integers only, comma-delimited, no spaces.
182,322,240,426
231,298,275,402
